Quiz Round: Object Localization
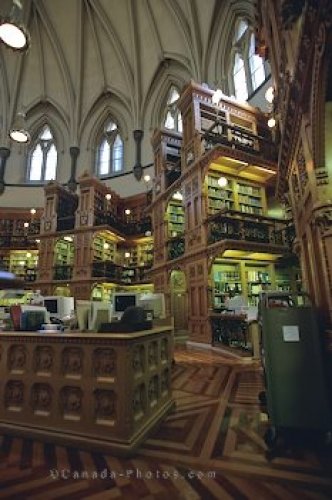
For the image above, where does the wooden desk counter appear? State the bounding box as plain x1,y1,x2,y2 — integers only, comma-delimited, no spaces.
0,327,174,456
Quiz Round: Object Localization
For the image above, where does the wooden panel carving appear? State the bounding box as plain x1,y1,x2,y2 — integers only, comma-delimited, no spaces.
93,348,116,380
62,347,83,377
31,383,53,415
132,345,145,375
148,341,158,369
34,346,54,374
5,380,24,409
133,383,146,419
160,338,168,362
148,375,159,407
297,143,308,191
94,389,116,425
8,345,27,373
60,386,83,420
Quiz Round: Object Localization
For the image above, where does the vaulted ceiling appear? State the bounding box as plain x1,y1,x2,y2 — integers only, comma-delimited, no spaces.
0,0,255,146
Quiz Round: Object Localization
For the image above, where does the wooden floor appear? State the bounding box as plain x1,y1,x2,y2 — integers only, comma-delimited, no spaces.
0,345,331,499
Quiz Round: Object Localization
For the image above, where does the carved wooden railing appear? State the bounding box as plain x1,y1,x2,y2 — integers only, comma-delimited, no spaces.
56,215,76,232
53,265,73,281
167,236,185,260
91,261,152,283
202,120,278,163
206,210,292,248
94,213,152,236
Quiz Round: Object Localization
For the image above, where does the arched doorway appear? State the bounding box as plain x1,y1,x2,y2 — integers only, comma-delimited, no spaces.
170,269,188,332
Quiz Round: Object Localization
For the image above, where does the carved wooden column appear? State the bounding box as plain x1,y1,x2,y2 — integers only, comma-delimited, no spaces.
177,81,214,169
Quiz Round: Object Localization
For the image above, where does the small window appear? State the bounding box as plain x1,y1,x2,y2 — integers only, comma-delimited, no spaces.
96,120,124,176
249,33,266,90
164,87,182,133
230,21,268,101
27,126,57,182
233,53,248,101
236,19,248,41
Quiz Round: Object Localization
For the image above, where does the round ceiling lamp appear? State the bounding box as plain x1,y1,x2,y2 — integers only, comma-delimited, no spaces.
0,0,30,52
217,176,228,187
9,112,30,143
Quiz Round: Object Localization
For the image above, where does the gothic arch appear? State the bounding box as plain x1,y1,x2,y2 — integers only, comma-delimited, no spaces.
26,100,68,154
143,59,190,130
84,92,131,151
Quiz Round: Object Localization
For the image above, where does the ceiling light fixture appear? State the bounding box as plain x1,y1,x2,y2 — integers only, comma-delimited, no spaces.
217,176,228,187
172,191,183,201
0,0,30,52
267,117,276,128
9,111,30,143
265,86,275,104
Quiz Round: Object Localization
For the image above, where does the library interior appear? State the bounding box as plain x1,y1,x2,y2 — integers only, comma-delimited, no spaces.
0,0,331,498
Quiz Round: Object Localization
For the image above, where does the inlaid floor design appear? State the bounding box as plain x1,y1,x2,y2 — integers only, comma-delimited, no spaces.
0,346,331,499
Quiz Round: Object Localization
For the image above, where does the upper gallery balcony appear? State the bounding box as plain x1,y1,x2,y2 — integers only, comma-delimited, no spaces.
206,209,295,253
200,103,278,165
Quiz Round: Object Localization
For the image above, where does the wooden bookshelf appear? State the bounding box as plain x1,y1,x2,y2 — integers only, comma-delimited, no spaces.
212,261,242,308
245,263,272,306
206,174,235,215
93,233,117,262
54,239,74,266
8,250,39,282
167,200,185,237
237,182,264,215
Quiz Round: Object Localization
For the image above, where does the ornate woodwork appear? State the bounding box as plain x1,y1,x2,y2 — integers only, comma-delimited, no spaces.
0,327,174,455
257,0,332,331
150,82,293,343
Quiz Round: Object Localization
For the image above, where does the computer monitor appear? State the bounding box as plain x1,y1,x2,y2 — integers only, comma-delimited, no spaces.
138,293,166,319
112,292,139,320
43,296,74,321
19,305,49,331
76,300,91,331
88,301,112,331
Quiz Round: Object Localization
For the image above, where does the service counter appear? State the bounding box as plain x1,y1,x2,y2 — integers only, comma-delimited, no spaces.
0,327,174,456
209,312,261,358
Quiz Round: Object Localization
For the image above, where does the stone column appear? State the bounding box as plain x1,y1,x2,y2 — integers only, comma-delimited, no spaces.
0,147,10,195
68,146,80,192
133,129,144,181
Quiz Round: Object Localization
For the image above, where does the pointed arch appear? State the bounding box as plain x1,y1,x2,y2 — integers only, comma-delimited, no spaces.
95,117,124,177
26,99,68,153
26,124,58,182
163,86,182,133
81,89,131,147
143,59,190,130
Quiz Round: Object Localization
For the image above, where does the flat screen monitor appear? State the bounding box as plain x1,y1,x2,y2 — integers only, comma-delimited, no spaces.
138,293,166,319
112,293,139,319
43,296,74,320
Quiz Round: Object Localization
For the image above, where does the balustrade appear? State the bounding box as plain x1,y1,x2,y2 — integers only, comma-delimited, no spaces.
167,236,185,260
202,120,277,162
207,210,292,248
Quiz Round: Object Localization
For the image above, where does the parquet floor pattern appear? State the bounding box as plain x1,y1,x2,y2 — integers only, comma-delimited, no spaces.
0,346,331,499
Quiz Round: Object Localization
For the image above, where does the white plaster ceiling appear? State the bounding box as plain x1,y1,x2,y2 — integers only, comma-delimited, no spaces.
0,0,255,146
